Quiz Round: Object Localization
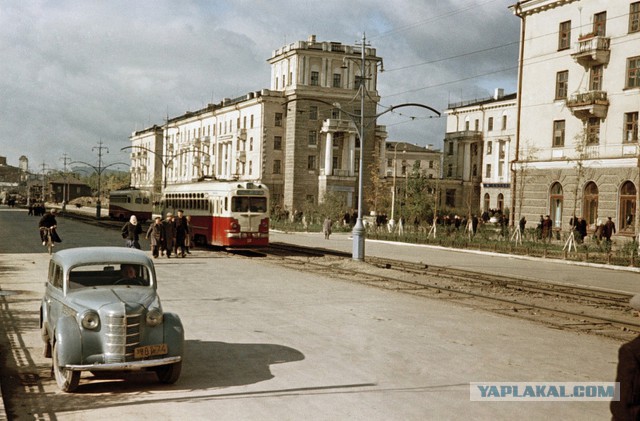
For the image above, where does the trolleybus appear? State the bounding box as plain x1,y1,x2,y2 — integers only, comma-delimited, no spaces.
160,180,269,248
108,188,152,222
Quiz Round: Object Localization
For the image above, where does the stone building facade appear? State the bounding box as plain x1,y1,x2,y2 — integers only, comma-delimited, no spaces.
129,35,387,215
511,0,640,236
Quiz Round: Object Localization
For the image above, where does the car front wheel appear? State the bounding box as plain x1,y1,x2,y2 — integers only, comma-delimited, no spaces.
52,342,80,392
154,361,182,384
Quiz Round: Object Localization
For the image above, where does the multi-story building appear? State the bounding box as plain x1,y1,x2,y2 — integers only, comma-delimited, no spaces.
442,89,517,213
384,141,442,221
511,0,640,235
129,35,386,214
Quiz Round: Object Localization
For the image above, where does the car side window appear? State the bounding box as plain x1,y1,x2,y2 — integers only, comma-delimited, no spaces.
50,264,63,289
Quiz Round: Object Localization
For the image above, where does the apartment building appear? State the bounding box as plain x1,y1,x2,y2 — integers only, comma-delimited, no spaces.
511,0,640,234
442,89,517,213
129,35,386,214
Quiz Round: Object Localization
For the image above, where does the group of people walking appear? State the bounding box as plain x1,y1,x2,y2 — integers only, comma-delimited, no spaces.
121,209,192,258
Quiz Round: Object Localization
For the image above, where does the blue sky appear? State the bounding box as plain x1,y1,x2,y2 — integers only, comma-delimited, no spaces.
0,0,519,171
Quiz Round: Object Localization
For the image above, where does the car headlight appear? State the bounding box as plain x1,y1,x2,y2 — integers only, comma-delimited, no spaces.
81,311,100,330
146,308,163,327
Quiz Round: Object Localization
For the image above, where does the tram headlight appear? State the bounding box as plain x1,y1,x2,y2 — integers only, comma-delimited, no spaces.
81,310,100,330
146,308,163,327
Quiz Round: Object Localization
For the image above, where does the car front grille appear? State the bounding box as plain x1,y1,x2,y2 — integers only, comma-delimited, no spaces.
104,312,143,363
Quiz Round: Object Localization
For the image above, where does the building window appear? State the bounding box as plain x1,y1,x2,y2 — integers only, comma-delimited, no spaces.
590,65,603,91
429,160,434,169
310,71,319,86
502,115,507,130
625,112,639,143
556,70,568,99
309,106,318,120
465,120,470,131
332,73,341,88
484,193,490,212
587,117,600,144
593,11,606,37
497,193,504,211
250,115,254,128
620,181,637,232
275,112,283,127
331,108,340,119
558,20,571,50
631,2,640,33
447,164,453,177
249,161,252,175
553,120,565,147
307,155,316,170
448,141,454,155
486,141,493,154
488,117,494,131
485,164,492,178
445,189,456,208
627,56,640,88
273,159,281,174
550,182,563,229
274,136,282,150
308,130,317,146
355,75,363,90
583,181,599,226
474,119,479,131
249,137,253,151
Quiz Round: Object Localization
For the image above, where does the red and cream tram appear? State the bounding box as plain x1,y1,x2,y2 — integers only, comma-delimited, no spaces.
108,188,152,222
160,180,269,248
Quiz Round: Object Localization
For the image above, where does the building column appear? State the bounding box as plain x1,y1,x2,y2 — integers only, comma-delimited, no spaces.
348,133,356,176
325,132,334,175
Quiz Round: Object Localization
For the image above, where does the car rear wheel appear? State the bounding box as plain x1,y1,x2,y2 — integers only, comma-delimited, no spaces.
53,342,80,392
154,361,182,384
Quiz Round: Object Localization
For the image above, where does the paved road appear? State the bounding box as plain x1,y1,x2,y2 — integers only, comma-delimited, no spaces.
0,207,625,420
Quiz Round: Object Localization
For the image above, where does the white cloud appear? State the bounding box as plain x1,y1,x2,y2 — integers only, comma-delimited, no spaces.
0,0,519,170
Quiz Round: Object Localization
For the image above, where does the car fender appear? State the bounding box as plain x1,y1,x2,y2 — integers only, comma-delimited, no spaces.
54,316,82,366
163,312,184,357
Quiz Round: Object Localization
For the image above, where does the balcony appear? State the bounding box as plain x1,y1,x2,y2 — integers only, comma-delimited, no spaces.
566,90,609,120
444,130,482,142
571,34,610,67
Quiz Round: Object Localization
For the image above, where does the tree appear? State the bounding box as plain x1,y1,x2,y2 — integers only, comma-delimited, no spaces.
403,161,435,224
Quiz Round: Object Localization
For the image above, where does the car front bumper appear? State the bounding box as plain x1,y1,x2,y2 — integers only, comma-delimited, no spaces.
65,356,181,372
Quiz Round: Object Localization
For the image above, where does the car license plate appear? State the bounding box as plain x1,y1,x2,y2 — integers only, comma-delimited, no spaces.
134,344,168,359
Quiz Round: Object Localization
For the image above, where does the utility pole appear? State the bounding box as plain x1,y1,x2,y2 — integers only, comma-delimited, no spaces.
93,140,109,219
60,153,71,212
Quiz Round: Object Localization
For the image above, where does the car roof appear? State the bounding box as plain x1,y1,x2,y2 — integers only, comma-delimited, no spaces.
52,247,154,268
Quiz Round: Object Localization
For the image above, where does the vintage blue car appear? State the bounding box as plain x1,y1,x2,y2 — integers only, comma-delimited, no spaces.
40,247,184,392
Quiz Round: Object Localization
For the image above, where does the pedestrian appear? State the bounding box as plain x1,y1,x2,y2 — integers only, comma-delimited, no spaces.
577,217,588,244
612,294,640,419
519,216,526,233
161,213,176,258
146,216,163,258
605,216,616,241
121,215,142,249
184,214,193,254
174,209,189,257
323,216,332,240
541,215,553,242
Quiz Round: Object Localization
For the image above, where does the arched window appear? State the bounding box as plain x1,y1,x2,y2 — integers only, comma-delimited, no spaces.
620,181,637,232
497,193,504,211
583,182,598,225
550,182,563,228
484,193,490,212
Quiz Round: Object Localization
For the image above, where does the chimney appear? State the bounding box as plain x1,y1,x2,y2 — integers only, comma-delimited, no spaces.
494,88,504,100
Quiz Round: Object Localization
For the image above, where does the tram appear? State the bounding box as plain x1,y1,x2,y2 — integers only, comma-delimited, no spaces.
108,188,152,222
160,180,269,248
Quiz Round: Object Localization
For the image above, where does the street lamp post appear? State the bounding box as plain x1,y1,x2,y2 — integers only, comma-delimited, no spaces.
283,100,439,261
72,141,128,219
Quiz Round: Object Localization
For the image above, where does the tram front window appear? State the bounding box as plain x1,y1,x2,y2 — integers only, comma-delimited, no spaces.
232,197,267,212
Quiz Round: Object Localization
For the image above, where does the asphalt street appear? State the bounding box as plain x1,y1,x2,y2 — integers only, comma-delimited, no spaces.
0,206,630,420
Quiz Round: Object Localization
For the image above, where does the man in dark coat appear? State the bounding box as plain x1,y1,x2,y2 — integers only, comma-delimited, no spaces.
161,213,176,258
174,209,189,257
612,295,640,420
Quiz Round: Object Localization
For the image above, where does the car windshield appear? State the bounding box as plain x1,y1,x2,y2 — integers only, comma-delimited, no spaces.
68,263,151,289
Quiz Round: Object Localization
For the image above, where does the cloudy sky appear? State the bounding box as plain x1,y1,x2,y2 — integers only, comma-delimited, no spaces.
0,0,520,173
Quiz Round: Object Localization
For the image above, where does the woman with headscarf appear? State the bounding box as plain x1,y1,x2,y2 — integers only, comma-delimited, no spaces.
121,215,143,249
